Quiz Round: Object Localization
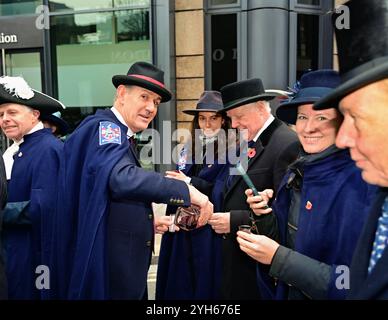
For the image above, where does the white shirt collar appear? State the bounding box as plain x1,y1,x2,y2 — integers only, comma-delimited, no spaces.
2,121,44,180
111,107,134,138
252,115,275,142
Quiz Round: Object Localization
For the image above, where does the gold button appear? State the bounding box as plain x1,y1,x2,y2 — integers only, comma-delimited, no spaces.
146,240,152,247
148,214,153,220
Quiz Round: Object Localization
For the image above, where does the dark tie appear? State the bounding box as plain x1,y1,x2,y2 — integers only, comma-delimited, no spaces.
128,135,138,157
225,140,255,190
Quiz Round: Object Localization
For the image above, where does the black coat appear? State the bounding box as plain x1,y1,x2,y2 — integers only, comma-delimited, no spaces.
348,188,388,300
220,119,300,300
0,157,7,299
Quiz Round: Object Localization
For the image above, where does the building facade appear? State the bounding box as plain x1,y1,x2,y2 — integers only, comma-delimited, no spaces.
0,0,337,170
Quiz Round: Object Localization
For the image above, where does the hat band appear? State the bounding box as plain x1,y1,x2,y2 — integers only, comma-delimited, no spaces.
196,102,223,111
130,74,165,88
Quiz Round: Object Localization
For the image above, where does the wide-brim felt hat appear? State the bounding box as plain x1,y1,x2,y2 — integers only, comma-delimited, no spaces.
314,0,388,110
182,90,224,115
40,111,70,136
277,70,340,124
0,76,65,114
112,61,172,103
220,78,277,112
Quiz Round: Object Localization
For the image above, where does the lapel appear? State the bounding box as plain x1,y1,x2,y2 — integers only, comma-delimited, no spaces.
128,142,141,166
224,122,279,199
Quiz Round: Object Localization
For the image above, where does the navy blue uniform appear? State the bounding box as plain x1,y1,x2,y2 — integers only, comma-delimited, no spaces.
53,109,190,299
156,145,228,299
2,129,62,299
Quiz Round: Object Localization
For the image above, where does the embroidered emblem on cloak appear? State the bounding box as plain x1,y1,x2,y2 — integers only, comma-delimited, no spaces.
177,147,188,171
99,121,122,145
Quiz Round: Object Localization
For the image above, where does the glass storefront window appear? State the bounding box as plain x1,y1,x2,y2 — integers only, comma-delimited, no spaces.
297,0,320,6
51,9,151,128
211,14,237,91
0,0,42,16
210,0,238,6
297,14,319,79
48,0,150,12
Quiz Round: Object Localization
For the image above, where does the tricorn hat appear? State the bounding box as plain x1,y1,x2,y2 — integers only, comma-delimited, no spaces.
277,70,340,124
220,78,277,112
314,0,388,110
112,61,172,102
0,76,65,114
182,91,224,115
40,111,70,136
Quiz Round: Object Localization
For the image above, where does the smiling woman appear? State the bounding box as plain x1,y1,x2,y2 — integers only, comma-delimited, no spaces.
295,104,342,154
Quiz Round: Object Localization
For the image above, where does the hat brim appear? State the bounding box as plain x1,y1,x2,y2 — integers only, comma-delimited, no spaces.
276,97,322,125
40,114,69,136
221,93,277,112
112,75,172,103
0,88,65,114
182,109,221,115
314,60,388,110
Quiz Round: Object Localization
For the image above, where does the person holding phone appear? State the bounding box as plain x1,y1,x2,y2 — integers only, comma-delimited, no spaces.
238,70,377,299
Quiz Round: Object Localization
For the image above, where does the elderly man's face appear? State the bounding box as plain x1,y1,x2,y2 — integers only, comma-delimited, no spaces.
0,103,40,141
116,85,162,133
226,102,266,141
336,79,388,187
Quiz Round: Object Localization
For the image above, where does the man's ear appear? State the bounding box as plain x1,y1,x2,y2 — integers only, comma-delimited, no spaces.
117,85,127,100
32,109,40,120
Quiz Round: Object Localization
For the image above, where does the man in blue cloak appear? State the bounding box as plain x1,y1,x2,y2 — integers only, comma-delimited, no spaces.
53,61,213,300
0,75,65,299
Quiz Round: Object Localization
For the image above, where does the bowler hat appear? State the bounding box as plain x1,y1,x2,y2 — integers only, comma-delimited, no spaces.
314,0,388,110
40,111,70,136
0,76,65,114
112,61,172,102
277,70,340,124
220,78,277,112
182,91,223,115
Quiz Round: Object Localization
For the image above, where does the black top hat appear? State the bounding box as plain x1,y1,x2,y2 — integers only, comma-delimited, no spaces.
182,91,224,115
277,70,340,124
40,111,70,136
0,76,65,114
314,0,388,110
220,78,277,112
112,61,172,103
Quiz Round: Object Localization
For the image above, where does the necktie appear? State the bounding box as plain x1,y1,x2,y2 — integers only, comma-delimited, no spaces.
226,140,255,190
128,135,138,157
368,197,388,273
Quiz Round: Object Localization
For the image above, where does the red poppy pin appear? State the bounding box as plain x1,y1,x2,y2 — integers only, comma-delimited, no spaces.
247,148,256,159
305,201,313,210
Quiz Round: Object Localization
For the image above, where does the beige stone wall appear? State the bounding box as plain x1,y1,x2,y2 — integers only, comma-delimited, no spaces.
174,0,205,141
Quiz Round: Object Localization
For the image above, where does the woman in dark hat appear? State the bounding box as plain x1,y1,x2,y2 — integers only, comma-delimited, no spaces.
236,70,377,299
0,75,65,299
156,91,233,300
40,111,69,139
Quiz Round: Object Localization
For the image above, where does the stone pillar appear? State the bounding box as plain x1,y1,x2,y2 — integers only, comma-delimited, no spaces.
174,0,205,137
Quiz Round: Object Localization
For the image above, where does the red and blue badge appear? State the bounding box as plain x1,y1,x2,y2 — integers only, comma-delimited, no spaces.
99,121,122,145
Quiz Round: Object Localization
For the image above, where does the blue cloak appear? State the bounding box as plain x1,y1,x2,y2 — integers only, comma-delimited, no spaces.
53,109,190,299
3,129,63,299
156,145,229,299
261,149,377,299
